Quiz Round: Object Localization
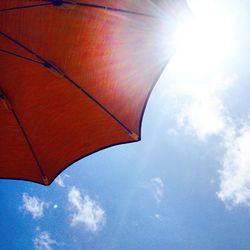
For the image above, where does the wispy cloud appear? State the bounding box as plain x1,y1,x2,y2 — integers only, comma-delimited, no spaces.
150,177,164,203
21,193,48,219
177,93,226,140
54,174,69,188
161,70,250,208
163,72,237,141
68,186,105,232
34,231,57,250
217,125,250,207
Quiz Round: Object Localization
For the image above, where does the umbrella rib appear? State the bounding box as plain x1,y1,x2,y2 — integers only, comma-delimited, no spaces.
0,31,136,137
0,3,52,12
62,74,135,136
35,0,158,18
0,31,46,62
0,90,48,185
1,1,159,19
0,49,44,65
68,1,157,18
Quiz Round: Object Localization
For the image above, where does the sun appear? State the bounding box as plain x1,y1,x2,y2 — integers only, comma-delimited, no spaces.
172,0,235,74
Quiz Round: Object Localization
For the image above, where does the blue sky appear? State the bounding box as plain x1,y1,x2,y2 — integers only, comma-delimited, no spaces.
1,0,250,249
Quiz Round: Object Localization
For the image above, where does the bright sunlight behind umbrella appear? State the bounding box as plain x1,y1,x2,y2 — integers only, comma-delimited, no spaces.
173,0,236,74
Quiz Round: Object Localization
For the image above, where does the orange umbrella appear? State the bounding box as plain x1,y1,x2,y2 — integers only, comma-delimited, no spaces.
0,0,190,185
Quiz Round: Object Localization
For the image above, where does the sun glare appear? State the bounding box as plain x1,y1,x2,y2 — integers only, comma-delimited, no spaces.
172,1,235,73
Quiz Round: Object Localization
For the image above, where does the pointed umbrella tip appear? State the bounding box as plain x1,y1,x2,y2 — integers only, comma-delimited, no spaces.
43,176,50,185
130,132,139,141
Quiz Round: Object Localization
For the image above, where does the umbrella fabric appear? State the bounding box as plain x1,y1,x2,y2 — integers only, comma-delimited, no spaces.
0,0,190,185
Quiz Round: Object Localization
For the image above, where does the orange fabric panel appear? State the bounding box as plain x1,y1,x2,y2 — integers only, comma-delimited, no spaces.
0,4,172,134
0,96,44,184
0,0,190,185
0,1,44,9
0,35,41,62
0,53,133,184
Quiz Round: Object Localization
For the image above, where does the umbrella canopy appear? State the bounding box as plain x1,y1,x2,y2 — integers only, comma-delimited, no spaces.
0,0,190,185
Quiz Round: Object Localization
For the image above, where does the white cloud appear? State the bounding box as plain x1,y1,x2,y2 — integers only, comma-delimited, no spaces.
68,186,105,232
21,193,48,219
177,93,226,140
54,174,69,188
150,177,164,203
217,125,250,207
162,72,237,141
161,69,250,208
164,54,250,208
34,231,57,250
